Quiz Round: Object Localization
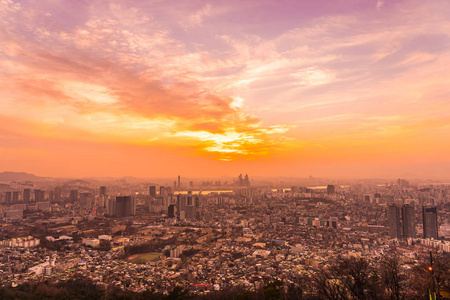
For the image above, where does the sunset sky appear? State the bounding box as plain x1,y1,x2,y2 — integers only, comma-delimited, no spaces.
1,0,450,179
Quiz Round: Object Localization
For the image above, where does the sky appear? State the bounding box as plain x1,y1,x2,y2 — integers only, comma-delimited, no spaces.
1,0,450,179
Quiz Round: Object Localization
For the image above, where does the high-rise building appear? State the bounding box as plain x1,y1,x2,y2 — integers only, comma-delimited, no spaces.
48,191,55,202
114,196,135,217
402,204,416,238
244,174,250,187
422,206,438,239
178,175,181,188
176,194,187,220
185,205,196,220
23,189,31,202
187,195,193,206
160,186,166,197
34,189,45,202
327,185,335,194
168,204,175,218
106,197,116,216
326,217,338,229
100,186,107,197
388,205,402,239
5,192,12,204
149,186,156,197
80,192,93,210
54,187,62,202
69,190,78,203
12,191,19,204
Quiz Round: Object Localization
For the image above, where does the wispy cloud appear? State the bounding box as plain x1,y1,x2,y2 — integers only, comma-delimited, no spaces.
1,0,450,177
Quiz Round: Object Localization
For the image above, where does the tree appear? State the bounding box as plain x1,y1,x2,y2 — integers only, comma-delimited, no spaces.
410,252,450,299
312,257,380,300
263,280,284,300
379,253,406,300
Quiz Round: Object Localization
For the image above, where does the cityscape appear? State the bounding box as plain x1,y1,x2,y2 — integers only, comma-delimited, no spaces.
0,173,449,298
1,0,450,299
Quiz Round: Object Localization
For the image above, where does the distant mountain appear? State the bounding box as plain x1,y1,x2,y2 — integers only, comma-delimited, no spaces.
63,179,92,186
0,171,42,181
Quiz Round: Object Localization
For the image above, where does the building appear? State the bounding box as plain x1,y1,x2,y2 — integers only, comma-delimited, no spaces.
388,205,402,239
422,206,438,239
326,217,338,229
106,197,116,216
327,185,335,194
100,186,107,197
82,238,100,248
178,175,181,188
23,189,31,202
35,189,45,202
5,192,12,204
176,194,187,219
168,204,175,218
69,190,78,203
185,205,196,220
402,204,416,238
12,191,19,204
54,187,62,201
114,196,135,217
160,186,166,197
149,186,156,197
80,192,93,210
237,174,250,187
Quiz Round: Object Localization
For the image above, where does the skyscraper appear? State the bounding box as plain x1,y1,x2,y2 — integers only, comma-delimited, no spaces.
149,186,156,197
327,185,335,194
114,196,135,217
402,204,416,238
69,190,78,203
160,186,166,197
106,197,116,216
23,189,31,202
178,175,180,188
176,194,187,220
80,192,93,210
388,205,402,239
12,191,19,204
34,189,45,202
5,192,12,204
54,187,62,202
168,204,175,218
422,206,438,239
100,186,107,197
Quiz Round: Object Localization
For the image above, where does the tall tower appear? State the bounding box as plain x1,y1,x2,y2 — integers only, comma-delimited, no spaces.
12,191,19,204
5,192,12,204
244,174,250,187
178,175,181,188
34,189,45,202
160,186,166,197
149,186,156,197
100,186,107,197
388,205,402,239
402,204,416,238
69,190,78,203
23,189,31,202
422,206,438,239
114,196,135,217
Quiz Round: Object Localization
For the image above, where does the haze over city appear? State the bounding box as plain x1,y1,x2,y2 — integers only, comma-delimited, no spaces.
1,2,450,298
1,0,450,179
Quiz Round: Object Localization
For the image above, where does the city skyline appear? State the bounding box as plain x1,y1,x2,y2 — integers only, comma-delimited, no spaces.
1,0,450,178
